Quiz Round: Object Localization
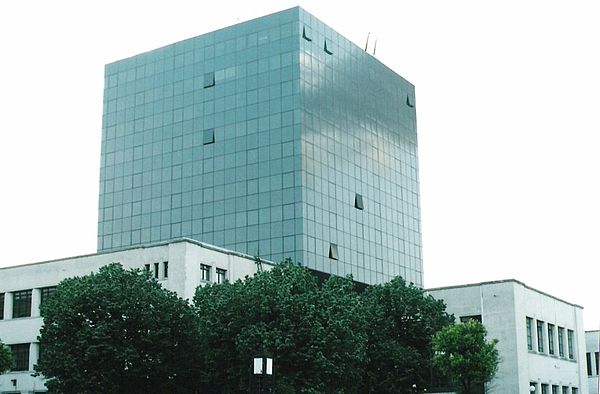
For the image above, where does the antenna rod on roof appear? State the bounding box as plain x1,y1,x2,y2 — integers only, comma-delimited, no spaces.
373,39,377,56
364,32,370,51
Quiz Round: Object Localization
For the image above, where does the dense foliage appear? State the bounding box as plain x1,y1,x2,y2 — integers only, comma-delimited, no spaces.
361,277,455,393
36,263,202,394
193,261,367,393
36,261,460,393
0,340,12,374
432,319,500,394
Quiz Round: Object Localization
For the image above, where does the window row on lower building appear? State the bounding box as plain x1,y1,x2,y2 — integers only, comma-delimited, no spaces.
0,287,56,320
526,316,576,360
200,263,227,284
530,382,578,394
586,350,600,376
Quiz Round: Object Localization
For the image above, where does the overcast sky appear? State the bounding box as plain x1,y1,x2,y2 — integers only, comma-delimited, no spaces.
0,0,598,330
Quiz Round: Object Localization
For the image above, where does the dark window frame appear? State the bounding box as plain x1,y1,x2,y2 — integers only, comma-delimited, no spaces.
558,327,565,357
0,293,4,320
547,324,555,355
201,264,211,281
216,268,227,284
537,320,545,353
163,261,169,278
526,317,533,351
40,286,57,306
12,290,32,318
10,343,30,371
567,329,574,359
154,262,159,279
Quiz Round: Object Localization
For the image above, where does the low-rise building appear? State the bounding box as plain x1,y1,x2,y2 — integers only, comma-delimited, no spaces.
428,280,588,394
586,330,599,394
0,238,273,394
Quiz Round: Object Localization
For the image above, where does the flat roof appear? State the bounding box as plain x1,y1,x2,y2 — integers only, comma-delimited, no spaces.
0,238,275,271
427,278,583,309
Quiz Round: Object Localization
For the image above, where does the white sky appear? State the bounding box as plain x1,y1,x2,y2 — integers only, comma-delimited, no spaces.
0,1,598,330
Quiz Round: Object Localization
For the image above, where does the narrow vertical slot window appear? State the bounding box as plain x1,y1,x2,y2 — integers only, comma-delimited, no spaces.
203,72,215,88
354,193,364,210
163,261,169,278
144,264,150,272
329,243,338,260
201,264,211,281
203,128,215,145
216,268,227,284
154,262,159,279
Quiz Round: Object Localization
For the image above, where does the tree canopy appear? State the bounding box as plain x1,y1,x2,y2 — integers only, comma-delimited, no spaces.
36,263,202,394
0,340,12,374
361,277,455,393
193,261,367,393
432,319,500,394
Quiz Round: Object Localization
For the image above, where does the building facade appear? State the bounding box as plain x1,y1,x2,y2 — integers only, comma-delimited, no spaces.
428,280,588,394
586,330,599,394
0,239,273,393
97,7,422,286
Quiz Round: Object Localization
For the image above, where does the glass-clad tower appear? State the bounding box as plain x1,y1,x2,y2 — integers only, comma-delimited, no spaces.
98,7,422,285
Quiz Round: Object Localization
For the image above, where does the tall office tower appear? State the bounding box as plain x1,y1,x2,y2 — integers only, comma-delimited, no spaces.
98,7,421,285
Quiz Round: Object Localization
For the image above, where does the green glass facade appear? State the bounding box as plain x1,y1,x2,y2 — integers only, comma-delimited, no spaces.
98,7,421,285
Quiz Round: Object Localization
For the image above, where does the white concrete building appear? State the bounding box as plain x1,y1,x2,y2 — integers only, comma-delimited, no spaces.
428,280,588,394
0,239,273,394
586,330,599,394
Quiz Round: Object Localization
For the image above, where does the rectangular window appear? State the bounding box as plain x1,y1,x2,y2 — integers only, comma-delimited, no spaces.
562,387,568,394
547,324,555,355
558,327,565,357
541,384,549,394
144,264,150,272
203,72,215,88
537,320,545,352
354,193,364,210
526,317,533,351
551,386,559,394
203,128,215,145
40,286,57,306
13,290,32,318
571,388,578,394
10,343,30,371
216,268,227,284
460,315,482,323
329,243,338,260
154,262,159,279
163,261,168,278
567,329,574,359
530,382,537,394
0,293,4,320
201,264,211,281
587,352,593,376
595,351,599,375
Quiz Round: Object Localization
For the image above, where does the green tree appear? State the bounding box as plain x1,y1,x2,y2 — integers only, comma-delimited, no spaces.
361,277,454,393
35,263,202,394
432,320,500,394
193,260,367,393
0,340,12,374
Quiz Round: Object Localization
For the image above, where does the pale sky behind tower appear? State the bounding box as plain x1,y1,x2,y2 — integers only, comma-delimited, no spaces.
0,1,598,330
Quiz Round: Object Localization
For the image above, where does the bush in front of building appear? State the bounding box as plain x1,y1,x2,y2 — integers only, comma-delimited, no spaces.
0,339,12,374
